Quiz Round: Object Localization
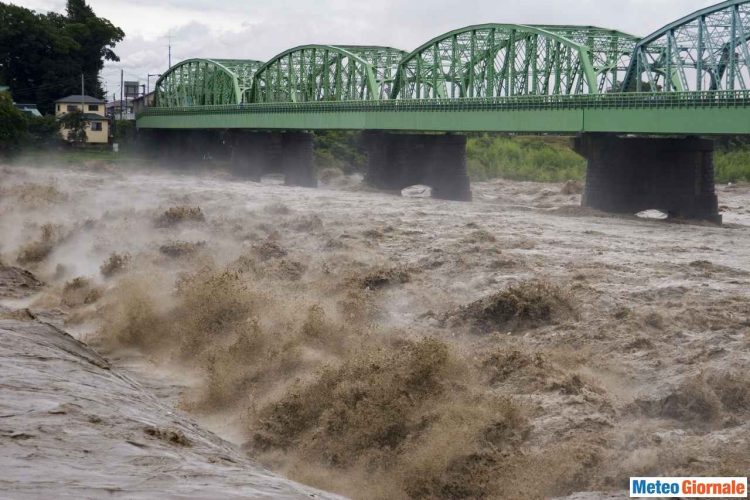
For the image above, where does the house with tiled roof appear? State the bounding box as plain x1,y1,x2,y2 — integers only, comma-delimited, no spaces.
55,95,109,144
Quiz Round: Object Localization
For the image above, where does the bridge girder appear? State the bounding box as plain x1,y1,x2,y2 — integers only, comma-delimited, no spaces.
154,59,264,107
390,24,602,99
251,45,407,103
623,0,750,92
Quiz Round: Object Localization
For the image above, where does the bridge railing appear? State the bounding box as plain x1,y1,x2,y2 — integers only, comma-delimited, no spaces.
137,90,750,117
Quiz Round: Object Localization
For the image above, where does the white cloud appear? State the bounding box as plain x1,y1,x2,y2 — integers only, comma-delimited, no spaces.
10,0,718,98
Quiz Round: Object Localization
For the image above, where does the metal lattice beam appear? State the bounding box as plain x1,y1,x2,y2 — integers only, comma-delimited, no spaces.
390,24,599,99
251,45,407,103
535,26,639,92
337,46,409,98
623,0,750,92
154,59,264,107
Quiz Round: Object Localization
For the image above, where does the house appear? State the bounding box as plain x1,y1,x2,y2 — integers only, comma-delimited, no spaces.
14,103,42,117
55,95,109,144
133,92,155,116
105,99,135,120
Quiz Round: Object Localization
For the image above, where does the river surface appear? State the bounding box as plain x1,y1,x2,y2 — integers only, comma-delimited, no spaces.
0,163,748,498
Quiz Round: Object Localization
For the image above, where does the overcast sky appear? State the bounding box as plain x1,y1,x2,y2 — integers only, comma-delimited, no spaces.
13,0,717,98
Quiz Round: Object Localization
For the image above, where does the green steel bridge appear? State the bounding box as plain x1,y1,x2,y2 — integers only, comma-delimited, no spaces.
137,0,750,135
135,0,750,223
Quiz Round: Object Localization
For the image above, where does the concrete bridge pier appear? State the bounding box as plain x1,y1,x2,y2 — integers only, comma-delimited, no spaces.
230,131,316,187
230,131,279,181
575,134,722,223
141,129,226,166
281,132,317,188
364,132,472,201
429,134,473,201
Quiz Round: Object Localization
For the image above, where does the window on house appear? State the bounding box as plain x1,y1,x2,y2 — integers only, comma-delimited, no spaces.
90,122,103,131
57,105,61,112
88,105,99,111
67,105,78,112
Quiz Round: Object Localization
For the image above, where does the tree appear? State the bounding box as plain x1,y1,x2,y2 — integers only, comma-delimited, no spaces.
59,109,87,145
0,1,124,114
0,90,27,156
62,0,124,100
26,115,61,149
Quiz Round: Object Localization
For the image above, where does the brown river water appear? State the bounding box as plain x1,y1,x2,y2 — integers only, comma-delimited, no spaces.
0,162,748,499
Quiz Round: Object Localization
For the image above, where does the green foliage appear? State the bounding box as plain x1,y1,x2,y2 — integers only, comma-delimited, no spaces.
465,133,750,185
0,1,124,114
0,90,27,156
25,114,60,148
467,134,586,182
59,109,87,145
113,119,136,145
313,130,366,174
715,149,750,184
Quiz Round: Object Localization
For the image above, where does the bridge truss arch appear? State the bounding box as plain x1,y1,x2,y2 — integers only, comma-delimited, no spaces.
251,45,407,103
154,59,265,107
390,24,602,99
536,26,640,92
624,0,750,92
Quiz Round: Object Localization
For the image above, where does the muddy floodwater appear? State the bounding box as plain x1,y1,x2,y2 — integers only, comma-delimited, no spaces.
0,163,748,499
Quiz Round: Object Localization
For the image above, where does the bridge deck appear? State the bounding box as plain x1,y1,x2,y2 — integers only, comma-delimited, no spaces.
137,91,750,135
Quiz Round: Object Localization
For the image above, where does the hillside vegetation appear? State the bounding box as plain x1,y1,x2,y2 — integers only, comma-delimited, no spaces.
467,135,586,183
466,134,750,184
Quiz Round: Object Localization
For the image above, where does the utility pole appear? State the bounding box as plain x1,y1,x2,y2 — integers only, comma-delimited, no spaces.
120,69,124,121
166,32,174,68
81,73,85,111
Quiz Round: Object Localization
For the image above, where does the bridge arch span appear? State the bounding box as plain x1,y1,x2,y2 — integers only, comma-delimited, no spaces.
154,59,264,107
390,24,601,99
535,26,639,93
250,45,407,103
624,0,750,92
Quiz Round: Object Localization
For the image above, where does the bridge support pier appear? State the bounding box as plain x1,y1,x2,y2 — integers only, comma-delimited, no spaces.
364,132,472,201
230,131,279,181
230,131,316,187
140,129,227,166
575,134,721,223
282,132,317,188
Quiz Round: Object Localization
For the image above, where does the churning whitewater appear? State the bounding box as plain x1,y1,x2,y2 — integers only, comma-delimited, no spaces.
0,162,748,499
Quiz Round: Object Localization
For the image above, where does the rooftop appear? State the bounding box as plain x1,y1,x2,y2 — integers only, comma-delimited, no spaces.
55,95,105,104
81,113,107,121
14,103,42,118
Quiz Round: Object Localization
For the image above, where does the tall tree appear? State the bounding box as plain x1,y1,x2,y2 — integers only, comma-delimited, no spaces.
0,90,27,156
63,0,124,100
0,1,124,114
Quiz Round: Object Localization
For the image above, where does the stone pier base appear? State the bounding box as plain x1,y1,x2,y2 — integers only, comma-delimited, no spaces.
574,134,721,223
229,131,317,187
139,129,226,165
364,132,472,201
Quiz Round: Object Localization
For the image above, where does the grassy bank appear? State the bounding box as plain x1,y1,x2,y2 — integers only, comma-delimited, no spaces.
467,134,750,184
467,135,586,183
8,147,158,169
715,149,750,183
